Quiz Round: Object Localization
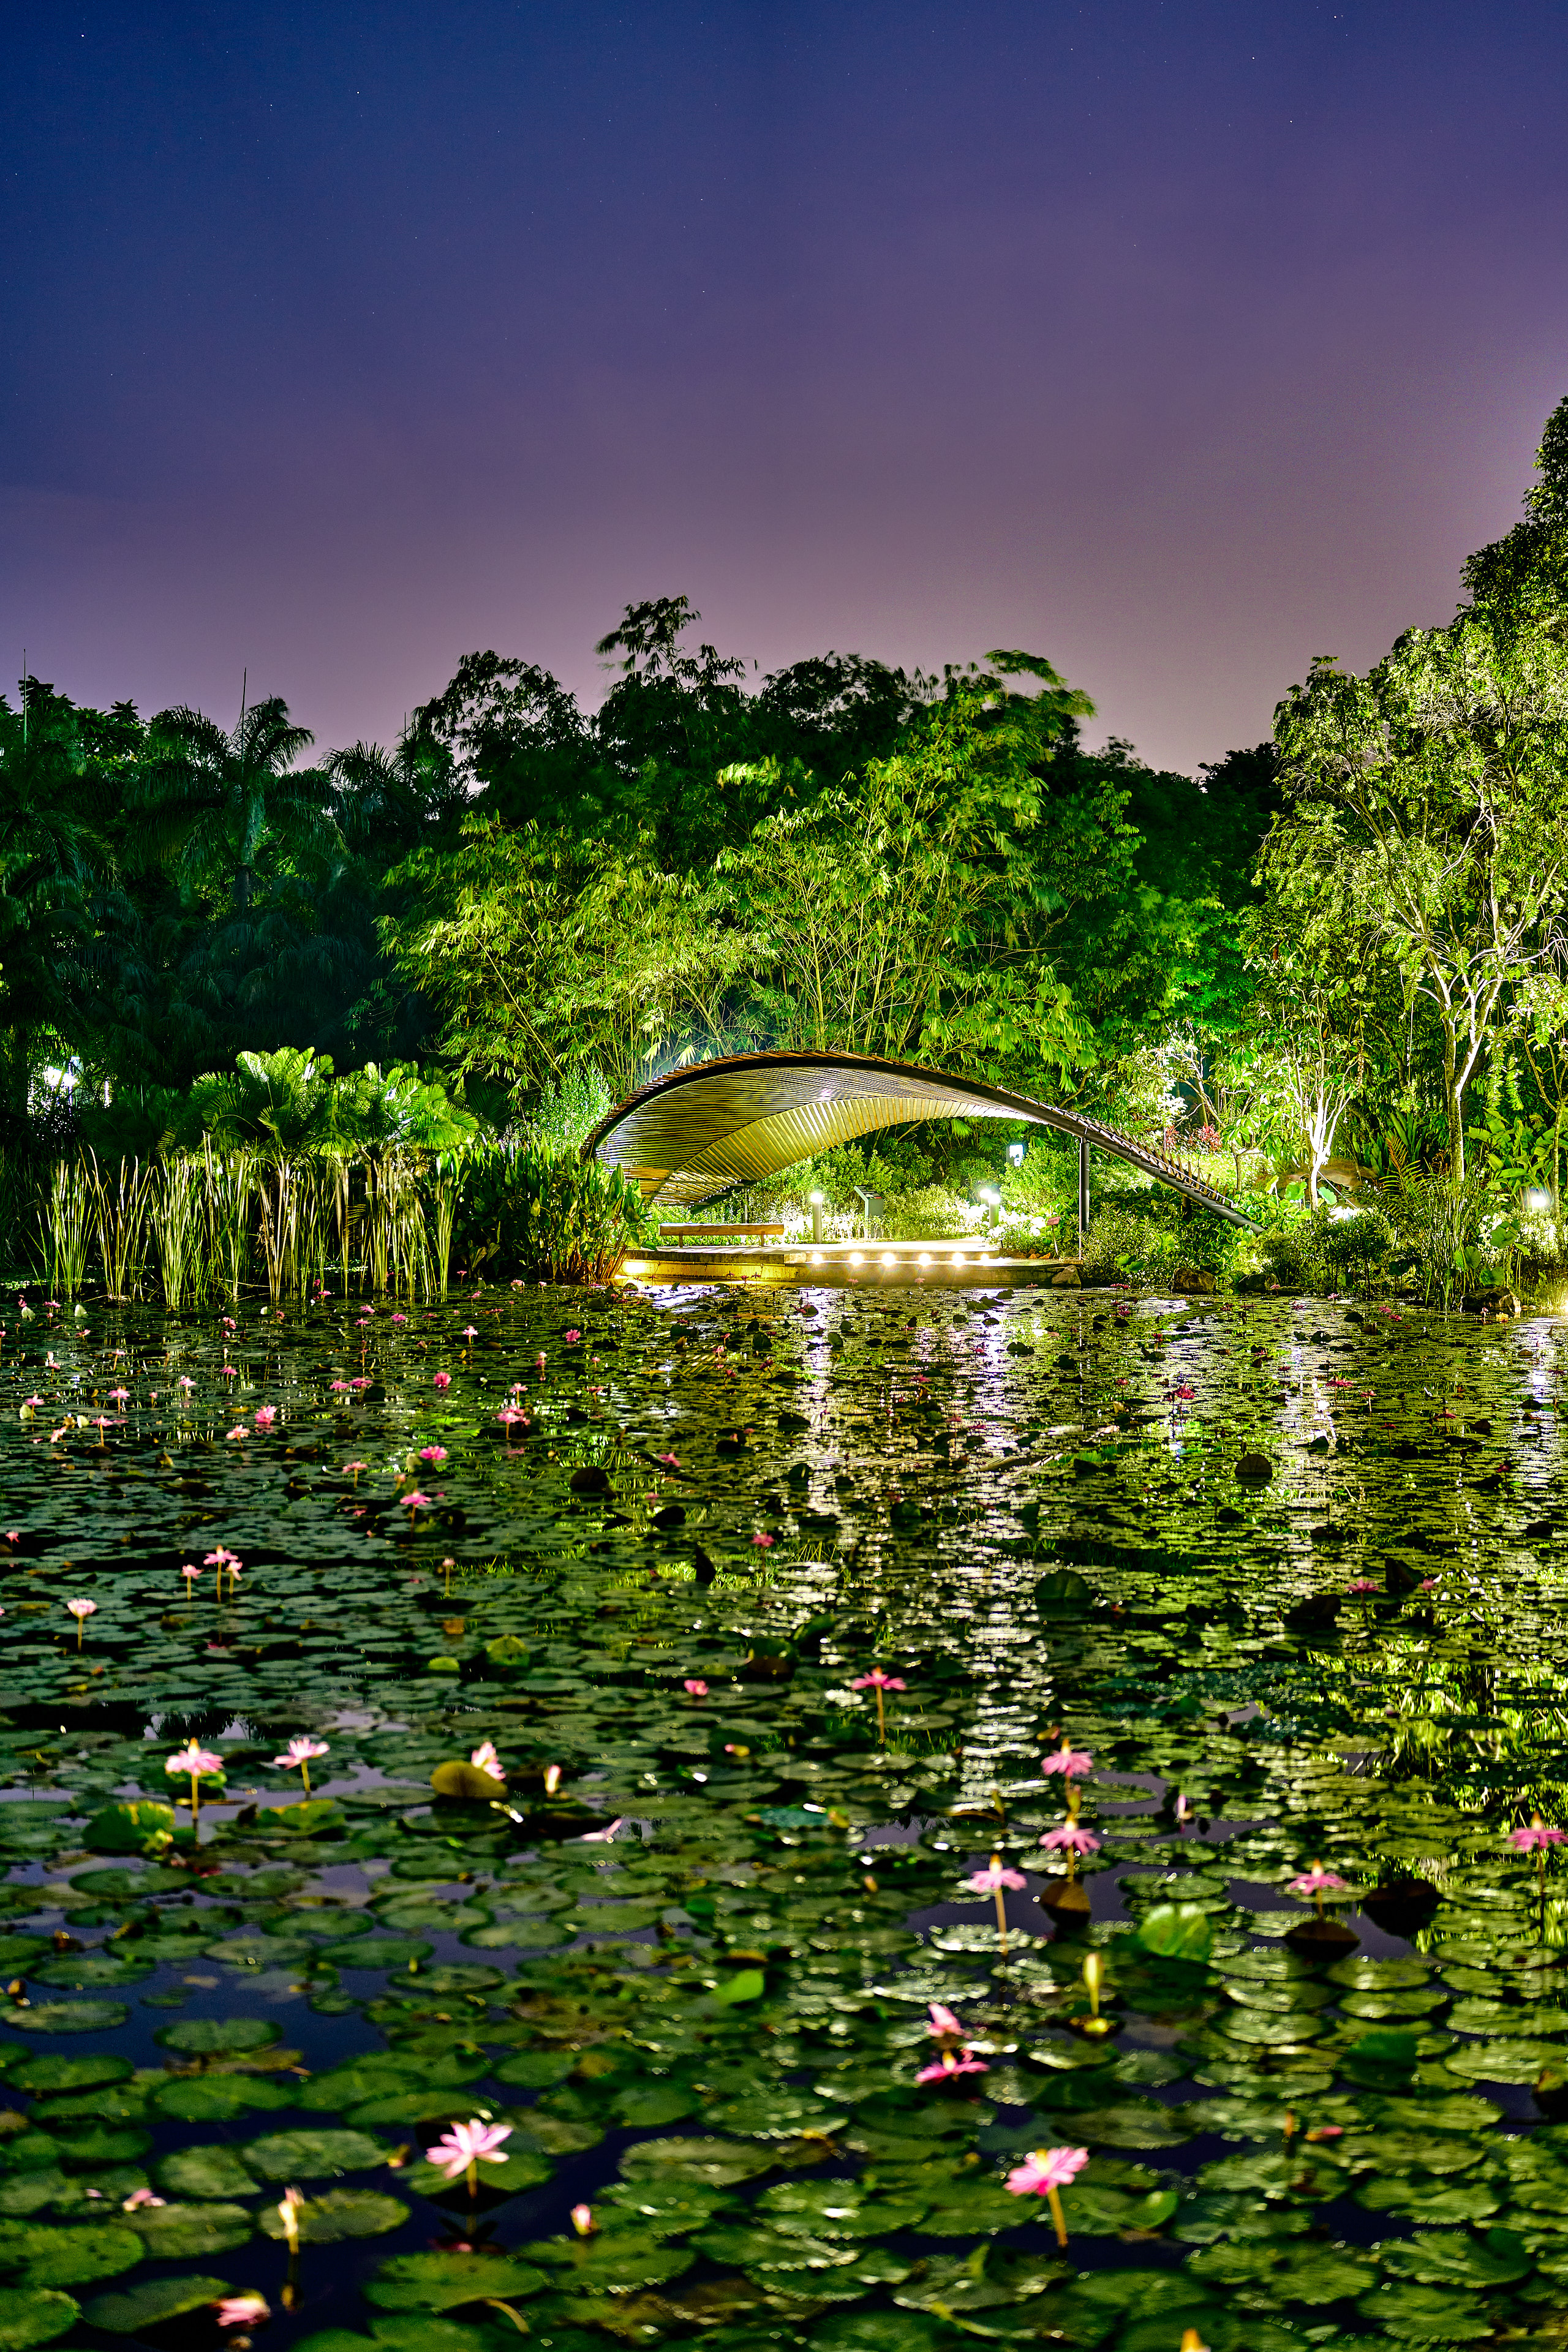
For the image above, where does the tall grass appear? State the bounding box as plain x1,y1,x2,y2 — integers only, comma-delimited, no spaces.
91,1153,153,1300
148,1156,203,1310
10,1136,650,1300
42,1158,92,1297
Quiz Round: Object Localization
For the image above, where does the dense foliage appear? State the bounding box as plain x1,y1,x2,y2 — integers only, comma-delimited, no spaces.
5,399,1568,1296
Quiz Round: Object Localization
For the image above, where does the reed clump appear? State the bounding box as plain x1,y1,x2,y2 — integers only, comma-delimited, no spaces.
9,1049,653,1302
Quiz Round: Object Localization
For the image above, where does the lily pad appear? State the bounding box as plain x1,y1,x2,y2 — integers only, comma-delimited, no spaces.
154,2145,260,2201
0,2291,79,2351
151,2071,295,2120
1380,2229,1531,2288
257,2191,408,2243
364,2253,548,2310
6,2000,129,2035
402,2148,552,2199
82,1804,178,1857
157,2017,281,2054
125,2204,254,2260
84,2275,233,2335
1355,2281,1493,2340
619,2136,778,2187
9,2055,130,2094
12,2225,143,2289
242,2130,389,2179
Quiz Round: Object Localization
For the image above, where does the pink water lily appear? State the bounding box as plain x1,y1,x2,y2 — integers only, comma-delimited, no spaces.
273,1736,330,1794
402,1490,432,1510
966,1857,1028,1896
167,1740,224,1820
1287,1863,1348,1896
426,2117,513,2196
216,2294,270,2328
1041,1821,1101,1855
851,1665,906,1743
253,1404,277,1431
926,2001,965,2038
418,1446,448,1465
1287,1859,1349,1921
1006,2144,1088,2246
967,1852,1027,1951
1510,1813,1566,1897
469,1741,505,1782
1509,1817,1566,1853
684,1679,709,1698
65,1596,97,1648
433,1371,452,1390
916,2046,989,2084
1042,1738,1093,1779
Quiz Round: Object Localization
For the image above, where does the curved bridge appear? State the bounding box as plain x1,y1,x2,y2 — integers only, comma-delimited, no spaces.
582,1050,1259,1229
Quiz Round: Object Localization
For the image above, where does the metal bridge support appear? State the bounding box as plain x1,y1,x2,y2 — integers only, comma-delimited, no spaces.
1078,1135,1090,1260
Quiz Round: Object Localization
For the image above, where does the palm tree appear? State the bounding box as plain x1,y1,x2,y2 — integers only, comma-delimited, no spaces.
135,695,339,913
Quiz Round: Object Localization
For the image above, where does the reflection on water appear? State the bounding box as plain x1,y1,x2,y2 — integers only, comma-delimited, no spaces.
1,1282,1567,2346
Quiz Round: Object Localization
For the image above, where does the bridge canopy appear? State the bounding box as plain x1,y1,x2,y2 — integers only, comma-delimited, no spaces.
581,1049,1257,1227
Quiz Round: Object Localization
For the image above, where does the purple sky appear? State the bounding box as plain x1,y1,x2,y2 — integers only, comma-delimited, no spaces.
6,2,1567,774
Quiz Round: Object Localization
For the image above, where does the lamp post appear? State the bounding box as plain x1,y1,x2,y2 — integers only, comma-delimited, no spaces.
978,1184,1000,1232
809,1189,825,1245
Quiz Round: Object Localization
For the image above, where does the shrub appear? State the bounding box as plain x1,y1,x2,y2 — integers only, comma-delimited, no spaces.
1321,1203,1395,1286
883,1185,974,1240
452,1145,654,1282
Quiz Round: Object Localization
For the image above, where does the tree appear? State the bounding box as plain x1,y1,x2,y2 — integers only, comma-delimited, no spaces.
135,695,338,915
718,654,1106,1076
1462,393,1568,617
1270,606,1568,1191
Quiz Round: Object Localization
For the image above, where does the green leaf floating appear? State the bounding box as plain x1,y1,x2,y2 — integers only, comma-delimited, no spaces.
1356,2281,1494,2341
364,2252,548,2310
0,2291,80,2352
10,2054,131,2093
431,1762,505,1801
402,2148,552,2199
7,2002,128,2034
10,2226,143,2290
154,2146,260,2201
124,2205,254,2261
257,2191,408,2243
83,1803,178,1857
153,2072,296,2120
1133,1902,1214,1962
85,2277,235,2335
1380,2229,1532,2288
157,2017,281,2054
242,2130,389,2179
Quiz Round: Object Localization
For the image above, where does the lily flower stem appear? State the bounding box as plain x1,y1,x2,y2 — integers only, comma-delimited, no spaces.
189,1774,200,1823
874,1687,886,1744
1046,2185,1068,2248
993,1888,1009,1958
467,2158,478,2201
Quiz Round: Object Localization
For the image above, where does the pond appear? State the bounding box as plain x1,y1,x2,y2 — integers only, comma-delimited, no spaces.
2,1279,1567,2352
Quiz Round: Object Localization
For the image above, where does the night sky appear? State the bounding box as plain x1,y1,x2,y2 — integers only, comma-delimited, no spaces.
6,3,1567,773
